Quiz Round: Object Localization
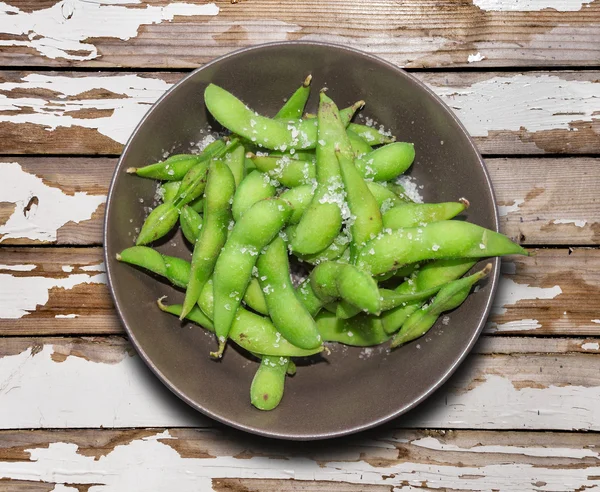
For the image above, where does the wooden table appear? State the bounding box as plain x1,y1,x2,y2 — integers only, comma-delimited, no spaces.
1,1,599,490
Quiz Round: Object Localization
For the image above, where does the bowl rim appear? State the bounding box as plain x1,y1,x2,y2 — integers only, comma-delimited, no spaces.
104,40,500,441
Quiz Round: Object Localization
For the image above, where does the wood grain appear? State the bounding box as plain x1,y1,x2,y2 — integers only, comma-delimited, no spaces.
1,247,598,336
0,71,598,156
1,0,599,69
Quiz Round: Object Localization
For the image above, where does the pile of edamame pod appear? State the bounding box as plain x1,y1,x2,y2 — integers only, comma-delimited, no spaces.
117,75,528,411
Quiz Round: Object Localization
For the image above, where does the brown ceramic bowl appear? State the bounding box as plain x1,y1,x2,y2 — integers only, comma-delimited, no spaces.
104,42,499,440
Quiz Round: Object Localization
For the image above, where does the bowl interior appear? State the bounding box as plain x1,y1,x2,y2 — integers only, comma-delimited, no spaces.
105,42,498,440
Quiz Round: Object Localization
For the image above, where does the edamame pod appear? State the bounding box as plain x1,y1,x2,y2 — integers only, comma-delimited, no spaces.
382,199,468,229
248,153,315,187
135,202,180,246
294,232,350,265
181,160,235,319
355,142,415,182
296,279,324,317
250,356,289,411
180,205,203,244
357,220,528,275
347,123,396,145
257,237,322,350
315,311,390,346
158,181,181,203
279,185,312,224
212,198,293,357
274,74,312,120
244,277,269,315
232,170,277,221
367,182,410,209
347,128,373,156
391,264,492,348
224,144,246,188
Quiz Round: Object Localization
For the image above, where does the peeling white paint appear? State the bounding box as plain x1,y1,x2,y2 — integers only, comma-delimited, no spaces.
55,314,79,319
592,320,600,324
0,264,36,271
582,342,599,351
498,199,524,217
0,0,219,61
552,219,587,228
0,162,106,243
80,262,106,272
473,0,593,11
61,265,74,273
411,435,600,459
430,74,600,137
467,52,486,63
0,73,173,144
493,277,562,315
0,271,106,319
488,319,542,332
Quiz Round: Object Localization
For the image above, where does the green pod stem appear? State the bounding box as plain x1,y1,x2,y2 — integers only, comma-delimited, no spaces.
279,185,312,225
232,170,277,221
391,264,492,348
355,142,415,182
158,181,181,203
248,153,316,187
128,138,226,181
367,182,411,209
286,359,297,376
336,148,383,260
383,199,469,229
135,202,180,246
290,91,353,255
315,311,390,347
181,160,235,319
180,205,203,244
212,198,293,358
347,128,373,156
296,279,324,317
250,356,290,411
347,123,396,145
357,220,529,275
224,144,246,188
381,258,476,335
244,277,269,315
116,246,190,288
257,237,322,350
158,297,321,358
294,231,350,265
274,74,312,120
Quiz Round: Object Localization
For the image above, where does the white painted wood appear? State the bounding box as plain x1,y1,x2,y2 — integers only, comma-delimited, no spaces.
473,0,593,11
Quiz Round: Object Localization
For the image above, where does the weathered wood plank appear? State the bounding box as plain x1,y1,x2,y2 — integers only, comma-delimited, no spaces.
0,336,600,431
1,428,600,491
1,247,598,336
0,71,598,155
1,0,599,69
1,157,598,245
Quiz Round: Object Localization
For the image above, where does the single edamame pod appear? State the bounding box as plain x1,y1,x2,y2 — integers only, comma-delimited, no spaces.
180,205,203,244
232,170,277,221
248,153,316,187
224,144,246,188
315,311,390,346
244,277,269,315
347,128,373,156
294,232,350,265
382,199,469,230
135,202,180,246
181,160,235,319
274,74,312,120
158,297,322,357
158,181,181,203
257,237,322,350
355,142,415,182
296,279,324,317
347,123,396,145
116,246,190,288
357,220,528,275
391,263,492,348
250,356,289,411
279,185,312,224
212,198,293,358
381,258,476,335
367,182,411,209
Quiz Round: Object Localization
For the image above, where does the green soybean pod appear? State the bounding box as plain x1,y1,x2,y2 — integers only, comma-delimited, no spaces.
294,232,350,265
181,160,235,319
159,297,214,329
290,91,352,255
336,148,383,259
248,153,316,187
225,144,246,188
275,74,312,120
367,182,410,209
295,279,324,317
381,258,476,335
315,311,390,346
257,237,322,349
347,128,373,156
250,356,289,411
382,199,469,229
347,123,396,145
173,159,210,208
135,202,180,246
304,100,364,127
244,277,269,315
232,170,277,221
357,220,529,275
212,198,293,358
158,181,181,203
116,246,190,288
180,205,203,244
279,185,313,225
355,142,415,182
391,264,492,348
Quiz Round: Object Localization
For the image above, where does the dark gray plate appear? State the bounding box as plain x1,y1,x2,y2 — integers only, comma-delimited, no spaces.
104,42,499,440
